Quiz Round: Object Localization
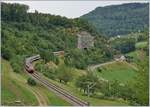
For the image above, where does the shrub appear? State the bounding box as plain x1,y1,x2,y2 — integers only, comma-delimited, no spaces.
56,65,73,84
27,77,36,86
43,68,56,80
97,67,102,72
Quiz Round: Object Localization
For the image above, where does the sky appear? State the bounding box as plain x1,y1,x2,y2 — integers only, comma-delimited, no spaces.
3,0,148,18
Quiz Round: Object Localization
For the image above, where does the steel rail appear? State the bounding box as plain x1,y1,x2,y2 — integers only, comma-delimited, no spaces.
25,55,89,106
31,73,88,106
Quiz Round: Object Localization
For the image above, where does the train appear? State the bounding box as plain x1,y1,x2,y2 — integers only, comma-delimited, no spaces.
25,54,89,106
25,55,41,73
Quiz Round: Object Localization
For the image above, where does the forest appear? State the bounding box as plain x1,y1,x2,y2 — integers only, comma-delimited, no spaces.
81,3,149,37
2,2,115,72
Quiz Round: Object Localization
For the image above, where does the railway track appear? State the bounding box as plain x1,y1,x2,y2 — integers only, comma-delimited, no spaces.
25,55,89,106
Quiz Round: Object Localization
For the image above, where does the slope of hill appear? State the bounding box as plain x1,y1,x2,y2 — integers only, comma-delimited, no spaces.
34,58,129,106
81,3,149,37
2,2,149,106
2,2,115,72
1,59,38,105
1,2,115,106
94,61,137,83
1,59,72,106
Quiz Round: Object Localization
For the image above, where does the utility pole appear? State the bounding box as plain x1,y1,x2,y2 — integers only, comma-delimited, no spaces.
87,82,96,98
80,81,96,97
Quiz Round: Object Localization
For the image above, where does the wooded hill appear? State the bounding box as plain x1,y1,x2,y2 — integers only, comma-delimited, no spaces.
1,2,149,106
2,2,114,72
81,3,149,37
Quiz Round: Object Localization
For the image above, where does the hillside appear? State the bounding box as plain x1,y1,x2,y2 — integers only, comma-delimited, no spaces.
34,57,129,106
1,2,149,106
1,59,71,106
94,61,137,83
81,3,149,37
1,59,38,105
1,2,115,72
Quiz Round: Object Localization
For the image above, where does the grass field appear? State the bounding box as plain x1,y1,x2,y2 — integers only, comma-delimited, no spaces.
127,50,140,57
1,59,71,106
135,41,147,49
95,61,137,83
126,49,147,64
1,59,38,106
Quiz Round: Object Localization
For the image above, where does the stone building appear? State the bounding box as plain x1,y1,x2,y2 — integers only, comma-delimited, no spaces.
77,31,94,49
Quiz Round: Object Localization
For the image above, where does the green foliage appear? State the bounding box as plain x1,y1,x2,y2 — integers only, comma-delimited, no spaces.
35,62,74,83
110,37,136,53
100,80,135,102
64,48,113,69
100,80,133,100
135,41,147,50
1,2,29,22
82,3,149,37
1,46,12,60
48,52,59,65
132,57,149,105
35,62,57,80
64,49,87,69
75,71,99,96
39,50,52,63
101,80,119,97
56,65,73,84
137,28,149,42
43,68,57,80
2,2,114,72
27,77,36,86
97,67,102,72
98,55,149,105
10,56,24,73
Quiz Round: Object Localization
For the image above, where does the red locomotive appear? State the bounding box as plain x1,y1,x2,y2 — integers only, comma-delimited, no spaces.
25,65,35,73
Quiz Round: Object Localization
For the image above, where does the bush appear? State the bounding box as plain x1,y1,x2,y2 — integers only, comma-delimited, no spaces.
56,65,73,84
111,38,136,53
11,63,21,73
53,56,59,65
97,67,102,72
10,56,23,73
75,71,99,96
27,77,36,86
1,47,12,60
43,68,56,80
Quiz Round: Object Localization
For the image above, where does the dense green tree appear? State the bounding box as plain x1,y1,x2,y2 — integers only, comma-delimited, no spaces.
2,2,114,73
56,65,73,84
81,3,149,37
1,3,29,22
10,55,23,73
111,37,136,53
133,57,149,105
64,47,112,69
35,61,57,80
75,71,99,96
1,46,12,60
